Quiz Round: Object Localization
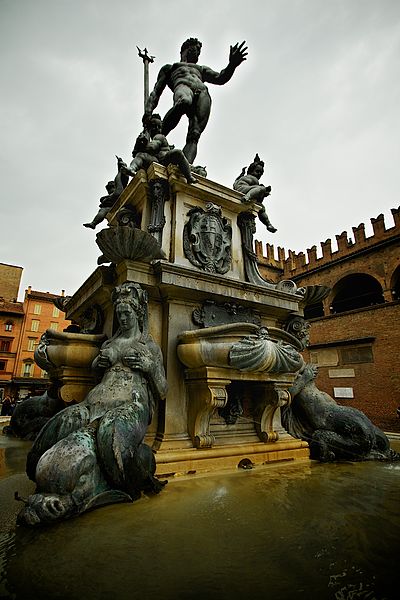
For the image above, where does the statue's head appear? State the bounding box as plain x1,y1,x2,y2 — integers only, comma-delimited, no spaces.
180,38,202,63
148,113,163,136
112,283,148,333
105,181,115,193
247,154,264,177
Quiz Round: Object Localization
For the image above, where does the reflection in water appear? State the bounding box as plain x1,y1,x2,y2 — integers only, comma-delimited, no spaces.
0,434,399,600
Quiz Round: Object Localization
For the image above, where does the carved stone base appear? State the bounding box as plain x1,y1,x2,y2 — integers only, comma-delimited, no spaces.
186,378,231,448
154,439,310,477
185,367,295,450
253,382,292,443
52,366,99,405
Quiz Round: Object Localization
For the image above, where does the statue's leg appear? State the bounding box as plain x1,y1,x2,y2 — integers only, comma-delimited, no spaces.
242,186,267,203
258,206,277,233
96,401,153,499
26,403,90,481
182,90,211,164
162,84,193,136
163,149,197,184
128,154,145,175
83,206,109,229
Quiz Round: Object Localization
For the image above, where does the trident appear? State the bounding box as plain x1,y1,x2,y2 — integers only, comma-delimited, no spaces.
137,46,155,109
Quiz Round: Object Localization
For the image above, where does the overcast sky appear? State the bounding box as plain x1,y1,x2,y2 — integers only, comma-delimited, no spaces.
1,0,399,300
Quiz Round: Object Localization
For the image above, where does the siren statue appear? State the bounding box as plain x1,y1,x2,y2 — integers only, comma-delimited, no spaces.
17,283,167,525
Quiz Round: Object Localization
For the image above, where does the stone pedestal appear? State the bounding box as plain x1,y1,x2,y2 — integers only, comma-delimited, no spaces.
61,164,310,475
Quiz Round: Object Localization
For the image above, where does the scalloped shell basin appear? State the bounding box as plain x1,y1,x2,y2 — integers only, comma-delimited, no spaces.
177,323,263,369
177,323,261,369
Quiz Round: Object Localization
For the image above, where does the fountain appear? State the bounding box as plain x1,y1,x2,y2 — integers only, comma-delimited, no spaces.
5,35,399,532
1,33,399,599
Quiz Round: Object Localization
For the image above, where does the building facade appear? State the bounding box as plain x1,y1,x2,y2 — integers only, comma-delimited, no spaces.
0,263,24,401
256,207,400,433
0,264,70,400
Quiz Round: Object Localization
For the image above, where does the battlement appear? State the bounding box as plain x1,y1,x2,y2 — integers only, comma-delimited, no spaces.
255,207,400,277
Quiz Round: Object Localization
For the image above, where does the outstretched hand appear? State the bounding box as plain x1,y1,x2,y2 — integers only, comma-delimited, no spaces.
229,41,248,67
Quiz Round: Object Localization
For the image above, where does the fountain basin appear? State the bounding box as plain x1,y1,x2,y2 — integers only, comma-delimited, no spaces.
35,329,106,371
177,323,303,372
34,330,106,404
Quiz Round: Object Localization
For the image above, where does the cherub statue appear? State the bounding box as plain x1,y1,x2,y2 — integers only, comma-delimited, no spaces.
124,114,197,184
83,156,129,229
233,154,277,233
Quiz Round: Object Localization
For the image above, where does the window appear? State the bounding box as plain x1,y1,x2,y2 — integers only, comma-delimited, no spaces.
22,363,33,377
0,340,11,352
0,360,6,372
330,274,384,314
33,303,42,315
49,322,58,331
41,369,48,378
27,339,36,352
52,306,60,318
5,322,12,332
304,302,324,319
31,320,39,332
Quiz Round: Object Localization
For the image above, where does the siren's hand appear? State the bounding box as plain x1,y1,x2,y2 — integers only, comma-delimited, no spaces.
124,349,152,373
229,41,248,67
95,351,112,369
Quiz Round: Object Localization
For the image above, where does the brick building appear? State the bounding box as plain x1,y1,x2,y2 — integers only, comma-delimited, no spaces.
256,207,400,433
0,264,70,400
0,263,24,401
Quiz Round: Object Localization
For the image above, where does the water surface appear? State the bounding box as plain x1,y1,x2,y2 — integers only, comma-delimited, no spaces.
0,434,399,599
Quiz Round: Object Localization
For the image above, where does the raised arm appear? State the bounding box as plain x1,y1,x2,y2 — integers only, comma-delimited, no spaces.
202,41,248,85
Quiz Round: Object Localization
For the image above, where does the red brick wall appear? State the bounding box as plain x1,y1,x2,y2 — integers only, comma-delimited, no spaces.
256,208,400,433
303,302,400,433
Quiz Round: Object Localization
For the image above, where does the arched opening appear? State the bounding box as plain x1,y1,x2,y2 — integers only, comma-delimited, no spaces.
390,265,400,301
304,301,324,319
330,274,384,314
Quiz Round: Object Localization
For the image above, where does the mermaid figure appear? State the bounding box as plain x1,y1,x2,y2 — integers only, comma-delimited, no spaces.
18,282,168,526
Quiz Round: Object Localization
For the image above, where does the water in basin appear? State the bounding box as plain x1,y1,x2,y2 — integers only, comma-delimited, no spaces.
0,433,398,599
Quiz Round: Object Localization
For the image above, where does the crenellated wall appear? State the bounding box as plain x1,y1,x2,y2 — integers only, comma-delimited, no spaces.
255,207,400,278
256,207,400,433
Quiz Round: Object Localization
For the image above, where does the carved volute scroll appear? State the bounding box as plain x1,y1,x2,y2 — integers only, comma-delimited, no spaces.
253,382,292,443
284,316,311,351
187,378,230,448
147,177,170,245
183,202,232,274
